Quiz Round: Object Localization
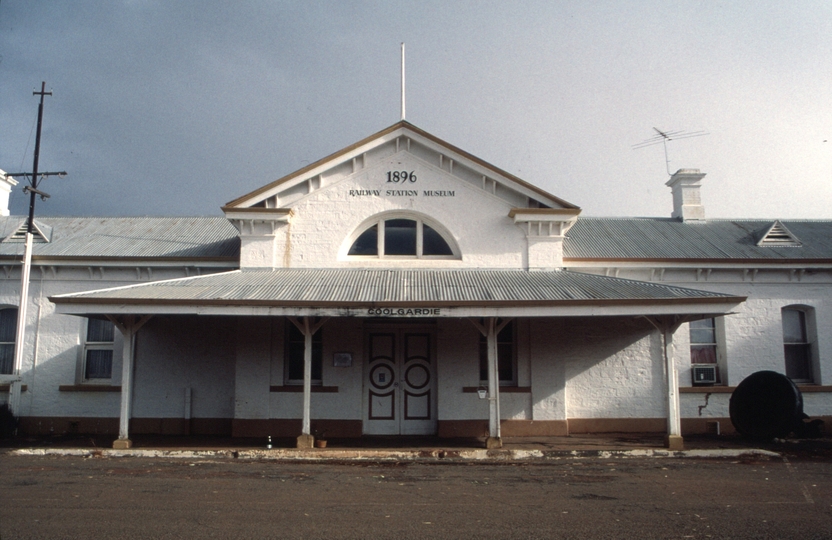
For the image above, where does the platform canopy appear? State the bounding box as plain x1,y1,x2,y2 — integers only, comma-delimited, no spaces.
50,268,744,318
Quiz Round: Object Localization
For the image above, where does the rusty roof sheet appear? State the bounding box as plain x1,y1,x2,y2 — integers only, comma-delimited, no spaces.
0,216,239,260
52,268,740,306
565,218,832,261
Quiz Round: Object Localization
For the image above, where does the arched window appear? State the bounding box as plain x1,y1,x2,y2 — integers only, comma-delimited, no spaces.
347,215,458,259
0,308,18,375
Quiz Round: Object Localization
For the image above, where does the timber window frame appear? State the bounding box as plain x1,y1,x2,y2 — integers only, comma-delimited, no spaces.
0,307,17,375
80,318,116,383
689,317,726,384
284,322,323,386
346,213,459,259
478,320,516,386
782,306,816,383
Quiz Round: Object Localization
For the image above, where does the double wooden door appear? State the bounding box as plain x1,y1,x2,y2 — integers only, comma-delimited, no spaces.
363,329,436,435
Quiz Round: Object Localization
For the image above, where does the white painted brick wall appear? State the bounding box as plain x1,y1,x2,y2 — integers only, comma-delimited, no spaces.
563,318,664,419
6,262,831,429
132,316,235,420
680,393,730,419
239,153,528,269
436,319,483,420
1,267,234,420
264,318,364,421
234,317,271,419
571,266,832,421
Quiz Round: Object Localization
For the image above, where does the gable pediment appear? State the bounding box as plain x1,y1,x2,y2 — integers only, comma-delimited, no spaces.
223,121,579,214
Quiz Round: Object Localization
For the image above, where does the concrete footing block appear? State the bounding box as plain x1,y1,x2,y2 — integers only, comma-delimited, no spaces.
112,439,132,449
665,435,684,450
296,433,314,449
486,436,503,449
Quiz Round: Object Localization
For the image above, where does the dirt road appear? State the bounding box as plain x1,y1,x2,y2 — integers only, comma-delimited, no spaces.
2,453,830,539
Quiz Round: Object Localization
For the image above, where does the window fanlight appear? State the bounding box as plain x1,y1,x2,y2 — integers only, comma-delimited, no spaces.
348,216,457,259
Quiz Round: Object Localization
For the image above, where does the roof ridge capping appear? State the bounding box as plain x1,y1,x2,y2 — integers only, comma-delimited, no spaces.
756,220,802,247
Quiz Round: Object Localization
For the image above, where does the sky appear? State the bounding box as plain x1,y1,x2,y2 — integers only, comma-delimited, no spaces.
0,1,830,219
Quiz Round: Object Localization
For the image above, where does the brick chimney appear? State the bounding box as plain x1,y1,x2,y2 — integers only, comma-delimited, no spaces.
666,169,706,221
0,169,18,217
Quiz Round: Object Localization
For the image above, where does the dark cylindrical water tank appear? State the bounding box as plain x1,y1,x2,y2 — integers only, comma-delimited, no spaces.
730,371,804,439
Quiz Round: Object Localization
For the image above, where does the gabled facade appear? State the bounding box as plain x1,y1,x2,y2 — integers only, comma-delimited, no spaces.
0,124,829,449
221,121,580,271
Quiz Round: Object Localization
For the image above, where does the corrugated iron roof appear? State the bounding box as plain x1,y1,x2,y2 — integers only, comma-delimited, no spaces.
565,218,832,261
5,214,828,265
52,268,740,306
0,217,239,260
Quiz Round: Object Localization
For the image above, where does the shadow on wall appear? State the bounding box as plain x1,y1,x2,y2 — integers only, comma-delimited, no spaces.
534,316,660,418
9,314,240,437
0,404,18,438
131,315,237,425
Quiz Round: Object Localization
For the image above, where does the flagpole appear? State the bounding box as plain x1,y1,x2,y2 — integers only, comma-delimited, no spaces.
401,43,406,121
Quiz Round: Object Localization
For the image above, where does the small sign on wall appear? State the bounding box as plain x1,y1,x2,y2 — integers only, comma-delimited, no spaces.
333,352,353,367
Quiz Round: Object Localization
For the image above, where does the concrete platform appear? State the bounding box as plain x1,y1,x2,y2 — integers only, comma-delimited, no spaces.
4,432,831,461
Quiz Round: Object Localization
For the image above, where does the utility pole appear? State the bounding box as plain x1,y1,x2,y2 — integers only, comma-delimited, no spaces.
5,82,66,420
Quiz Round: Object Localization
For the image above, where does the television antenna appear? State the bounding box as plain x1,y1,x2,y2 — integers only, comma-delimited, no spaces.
633,127,708,175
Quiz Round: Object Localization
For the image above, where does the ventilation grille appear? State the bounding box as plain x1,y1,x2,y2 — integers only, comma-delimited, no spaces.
757,221,801,247
2,221,51,243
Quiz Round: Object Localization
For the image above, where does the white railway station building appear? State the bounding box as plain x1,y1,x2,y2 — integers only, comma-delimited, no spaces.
1,121,830,449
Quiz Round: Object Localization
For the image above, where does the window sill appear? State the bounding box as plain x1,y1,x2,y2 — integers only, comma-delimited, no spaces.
796,385,832,392
463,386,531,393
0,384,27,392
59,385,122,392
681,385,832,393
680,386,733,393
270,386,339,393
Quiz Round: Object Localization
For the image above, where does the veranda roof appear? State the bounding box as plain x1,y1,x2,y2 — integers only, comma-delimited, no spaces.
50,268,745,318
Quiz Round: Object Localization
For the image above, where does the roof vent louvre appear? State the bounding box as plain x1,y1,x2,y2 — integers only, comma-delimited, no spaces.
757,221,801,247
2,220,52,244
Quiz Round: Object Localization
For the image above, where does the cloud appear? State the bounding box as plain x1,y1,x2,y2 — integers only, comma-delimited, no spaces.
0,1,830,218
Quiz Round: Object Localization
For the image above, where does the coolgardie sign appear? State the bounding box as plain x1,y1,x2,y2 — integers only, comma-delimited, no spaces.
367,307,441,316
348,170,455,198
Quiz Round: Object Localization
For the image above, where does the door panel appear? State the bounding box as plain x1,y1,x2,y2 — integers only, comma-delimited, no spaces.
404,390,430,419
365,333,398,433
401,333,433,433
364,329,436,435
369,389,395,420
